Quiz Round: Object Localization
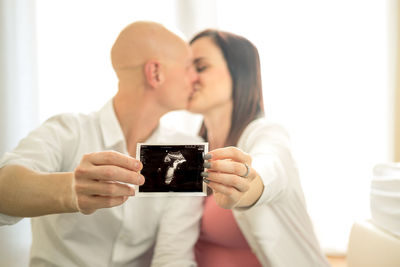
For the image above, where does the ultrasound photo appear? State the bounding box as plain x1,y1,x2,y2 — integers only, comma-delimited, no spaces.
136,143,208,196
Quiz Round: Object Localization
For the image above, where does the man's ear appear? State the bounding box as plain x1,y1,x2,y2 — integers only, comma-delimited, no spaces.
144,60,164,88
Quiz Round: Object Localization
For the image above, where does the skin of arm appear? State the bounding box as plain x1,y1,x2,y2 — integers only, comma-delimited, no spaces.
0,165,76,217
0,151,144,217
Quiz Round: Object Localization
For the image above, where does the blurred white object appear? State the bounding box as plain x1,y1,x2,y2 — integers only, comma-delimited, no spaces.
348,163,400,267
347,220,400,267
370,163,400,237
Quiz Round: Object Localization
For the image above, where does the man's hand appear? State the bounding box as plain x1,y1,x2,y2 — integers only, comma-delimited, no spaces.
73,151,144,214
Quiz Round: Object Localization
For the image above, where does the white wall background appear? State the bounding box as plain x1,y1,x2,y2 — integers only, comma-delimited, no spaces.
0,0,37,266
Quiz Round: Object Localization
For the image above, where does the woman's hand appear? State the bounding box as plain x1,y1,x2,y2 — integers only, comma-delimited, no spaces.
202,146,263,209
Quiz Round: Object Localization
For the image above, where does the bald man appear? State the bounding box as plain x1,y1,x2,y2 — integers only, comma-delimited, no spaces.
0,21,202,267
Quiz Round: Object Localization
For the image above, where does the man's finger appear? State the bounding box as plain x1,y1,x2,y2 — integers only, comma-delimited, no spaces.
78,195,128,214
78,165,144,185
75,179,136,197
84,151,142,171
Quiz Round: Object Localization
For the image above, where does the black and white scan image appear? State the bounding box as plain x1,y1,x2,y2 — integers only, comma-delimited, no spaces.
136,143,208,196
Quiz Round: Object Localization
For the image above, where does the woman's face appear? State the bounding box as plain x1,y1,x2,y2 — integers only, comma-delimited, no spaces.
187,37,233,114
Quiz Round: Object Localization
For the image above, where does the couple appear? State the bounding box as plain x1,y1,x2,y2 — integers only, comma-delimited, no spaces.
0,21,329,266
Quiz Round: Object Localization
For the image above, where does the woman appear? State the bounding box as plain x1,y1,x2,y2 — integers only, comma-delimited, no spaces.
187,29,330,267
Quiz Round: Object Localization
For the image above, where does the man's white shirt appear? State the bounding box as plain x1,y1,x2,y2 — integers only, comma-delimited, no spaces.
0,100,203,267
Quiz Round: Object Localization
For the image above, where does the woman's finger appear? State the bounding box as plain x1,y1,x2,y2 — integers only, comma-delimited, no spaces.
204,159,254,179
206,181,242,201
205,147,252,165
202,171,250,192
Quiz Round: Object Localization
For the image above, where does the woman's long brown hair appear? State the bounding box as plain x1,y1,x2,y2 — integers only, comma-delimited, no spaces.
190,30,265,146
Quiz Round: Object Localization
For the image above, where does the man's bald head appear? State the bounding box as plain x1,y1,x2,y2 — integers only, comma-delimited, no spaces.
111,21,198,115
111,21,188,71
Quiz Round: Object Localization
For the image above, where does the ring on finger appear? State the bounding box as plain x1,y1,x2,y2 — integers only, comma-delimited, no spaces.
241,163,250,178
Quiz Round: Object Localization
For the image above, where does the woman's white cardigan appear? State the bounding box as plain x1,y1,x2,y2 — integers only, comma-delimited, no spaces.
233,118,330,267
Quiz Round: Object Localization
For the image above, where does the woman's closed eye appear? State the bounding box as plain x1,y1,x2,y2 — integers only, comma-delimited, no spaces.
195,64,208,73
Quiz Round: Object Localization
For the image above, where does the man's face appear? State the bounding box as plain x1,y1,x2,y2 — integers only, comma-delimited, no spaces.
158,46,198,111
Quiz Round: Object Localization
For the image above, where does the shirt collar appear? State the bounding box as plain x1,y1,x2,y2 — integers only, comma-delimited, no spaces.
145,124,161,143
99,99,125,148
98,98,163,149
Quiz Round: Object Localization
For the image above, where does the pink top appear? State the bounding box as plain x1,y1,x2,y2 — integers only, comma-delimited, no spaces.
195,195,262,267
